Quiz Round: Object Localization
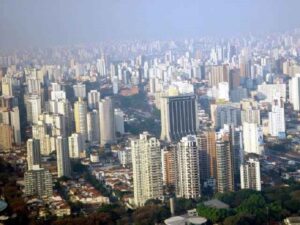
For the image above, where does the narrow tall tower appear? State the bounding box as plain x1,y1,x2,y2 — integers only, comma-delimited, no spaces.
74,98,88,141
56,136,71,178
27,138,41,170
99,97,115,146
176,135,201,199
131,132,163,207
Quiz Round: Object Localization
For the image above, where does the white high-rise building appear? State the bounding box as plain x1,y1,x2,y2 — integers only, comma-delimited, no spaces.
241,107,261,124
211,103,241,130
74,98,88,141
87,90,101,110
56,136,71,178
289,74,300,111
99,97,115,146
51,82,61,92
97,58,106,77
26,95,41,124
32,121,52,155
26,77,41,94
114,108,125,134
73,83,86,99
87,110,100,143
240,154,261,191
27,139,41,170
68,133,84,159
257,83,286,103
176,135,201,199
268,97,285,138
50,90,66,101
112,76,119,94
243,122,264,155
131,132,163,207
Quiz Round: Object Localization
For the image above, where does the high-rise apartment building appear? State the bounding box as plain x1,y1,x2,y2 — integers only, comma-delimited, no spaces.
241,107,261,124
208,65,229,87
176,135,201,199
86,110,100,143
56,136,71,178
160,94,198,142
97,58,106,77
25,95,41,124
240,154,261,191
27,138,41,170
243,122,264,155
74,98,88,141
114,108,125,134
32,121,52,155
73,83,86,99
68,133,84,159
99,97,116,146
268,97,286,138
289,75,300,111
0,123,13,151
212,103,241,130
197,132,210,183
87,90,101,110
257,83,286,103
24,165,53,198
215,136,234,193
161,146,176,187
131,132,163,207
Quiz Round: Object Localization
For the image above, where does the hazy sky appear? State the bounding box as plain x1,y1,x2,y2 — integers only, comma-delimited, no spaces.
1,0,300,50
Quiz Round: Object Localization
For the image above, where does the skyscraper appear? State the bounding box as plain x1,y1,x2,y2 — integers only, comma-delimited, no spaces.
86,110,100,143
243,122,264,155
211,103,241,130
161,146,176,187
27,138,41,170
24,165,53,198
32,121,52,155
0,104,21,145
131,132,163,207
68,133,84,158
197,132,210,183
97,57,106,77
0,123,13,151
73,83,86,99
241,106,261,124
208,64,229,87
289,74,300,111
87,90,101,110
114,108,125,135
268,96,286,138
56,136,71,178
160,94,198,142
25,95,41,124
74,98,88,141
176,135,201,199
215,134,234,193
10,107,21,144
99,97,116,146
240,154,261,191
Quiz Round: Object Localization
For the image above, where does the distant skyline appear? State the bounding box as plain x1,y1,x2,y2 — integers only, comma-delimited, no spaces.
1,0,300,50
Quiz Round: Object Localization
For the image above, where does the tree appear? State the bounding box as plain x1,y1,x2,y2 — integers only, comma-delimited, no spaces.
223,213,257,225
237,194,266,215
197,204,230,223
132,205,170,225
